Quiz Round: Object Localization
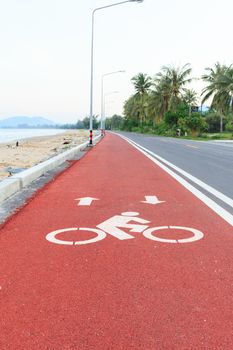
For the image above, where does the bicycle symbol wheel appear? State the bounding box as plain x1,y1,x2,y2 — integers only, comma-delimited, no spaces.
143,226,204,243
46,227,107,246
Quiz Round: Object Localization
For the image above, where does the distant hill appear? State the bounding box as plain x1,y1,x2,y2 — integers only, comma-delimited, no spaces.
0,116,56,128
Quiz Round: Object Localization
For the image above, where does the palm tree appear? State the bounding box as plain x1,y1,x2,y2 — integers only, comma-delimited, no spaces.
202,63,231,132
123,95,140,122
149,76,171,123
155,64,192,112
218,66,233,113
131,73,152,125
183,89,199,117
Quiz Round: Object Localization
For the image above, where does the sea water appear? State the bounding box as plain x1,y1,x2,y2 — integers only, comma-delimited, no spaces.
0,129,66,144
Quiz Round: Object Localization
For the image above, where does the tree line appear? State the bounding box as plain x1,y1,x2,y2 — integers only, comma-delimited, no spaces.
106,62,233,137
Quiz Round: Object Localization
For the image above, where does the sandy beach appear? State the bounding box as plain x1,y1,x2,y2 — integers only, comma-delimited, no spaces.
0,130,90,181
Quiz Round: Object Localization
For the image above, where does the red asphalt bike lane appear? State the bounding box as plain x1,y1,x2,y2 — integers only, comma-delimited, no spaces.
0,133,233,349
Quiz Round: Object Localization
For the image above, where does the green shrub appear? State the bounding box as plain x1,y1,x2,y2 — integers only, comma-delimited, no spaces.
164,104,189,128
209,134,221,140
178,113,208,136
155,121,170,135
225,121,233,132
131,127,141,133
205,113,227,132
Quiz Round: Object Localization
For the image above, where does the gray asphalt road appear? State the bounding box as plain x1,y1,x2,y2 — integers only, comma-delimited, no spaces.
116,132,233,212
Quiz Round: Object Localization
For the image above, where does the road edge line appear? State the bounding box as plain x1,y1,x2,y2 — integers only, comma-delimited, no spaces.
118,134,233,227
124,136,233,209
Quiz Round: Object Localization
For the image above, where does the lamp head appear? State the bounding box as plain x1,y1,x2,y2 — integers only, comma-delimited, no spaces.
130,0,144,2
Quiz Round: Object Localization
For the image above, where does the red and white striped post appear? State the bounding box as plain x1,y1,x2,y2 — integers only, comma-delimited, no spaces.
89,129,93,145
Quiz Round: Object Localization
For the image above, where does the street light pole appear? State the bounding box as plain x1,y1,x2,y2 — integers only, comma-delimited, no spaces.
101,70,125,135
89,0,144,145
103,91,119,130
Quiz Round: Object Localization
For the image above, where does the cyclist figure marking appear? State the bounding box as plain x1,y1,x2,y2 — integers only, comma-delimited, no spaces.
45,211,204,246
97,212,150,240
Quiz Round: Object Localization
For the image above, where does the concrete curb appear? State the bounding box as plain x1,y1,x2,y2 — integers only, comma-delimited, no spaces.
212,140,233,143
0,134,101,204
0,178,21,204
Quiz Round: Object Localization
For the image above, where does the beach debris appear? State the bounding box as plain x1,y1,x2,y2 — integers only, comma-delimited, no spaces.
5,167,27,176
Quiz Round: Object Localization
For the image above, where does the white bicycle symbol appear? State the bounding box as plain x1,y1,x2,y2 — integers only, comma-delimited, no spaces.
46,212,204,246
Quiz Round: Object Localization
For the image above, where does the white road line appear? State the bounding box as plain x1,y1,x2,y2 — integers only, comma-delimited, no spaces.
118,134,233,226
186,144,198,149
120,135,233,209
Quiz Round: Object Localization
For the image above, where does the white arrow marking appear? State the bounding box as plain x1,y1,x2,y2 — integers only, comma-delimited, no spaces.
141,196,165,205
75,197,99,206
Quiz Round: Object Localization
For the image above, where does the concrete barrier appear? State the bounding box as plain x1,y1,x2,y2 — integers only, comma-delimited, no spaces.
0,178,21,204
0,134,101,204
15,140,89,188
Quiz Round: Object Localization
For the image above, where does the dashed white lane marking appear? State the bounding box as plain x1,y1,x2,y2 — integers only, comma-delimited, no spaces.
186,144,198,149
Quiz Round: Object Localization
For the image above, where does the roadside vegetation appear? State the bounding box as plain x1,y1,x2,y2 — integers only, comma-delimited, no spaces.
105,62,233,140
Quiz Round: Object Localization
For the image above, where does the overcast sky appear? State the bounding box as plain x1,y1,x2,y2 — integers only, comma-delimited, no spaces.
0,0,232,123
